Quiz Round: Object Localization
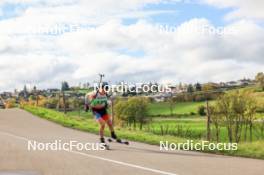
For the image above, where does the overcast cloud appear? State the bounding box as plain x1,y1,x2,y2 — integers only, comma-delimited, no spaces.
0,0,263,91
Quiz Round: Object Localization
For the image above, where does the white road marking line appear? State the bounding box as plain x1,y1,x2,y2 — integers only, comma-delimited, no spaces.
0,131,178,175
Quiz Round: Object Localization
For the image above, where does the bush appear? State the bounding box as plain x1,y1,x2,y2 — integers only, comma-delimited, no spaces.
37,95,47,107
198,105,206,116
5,98,16,108
114,97,149,130
256,99,264,113
45,98,59,109
214,91,257,143
68,98,83,109
190,112,196,115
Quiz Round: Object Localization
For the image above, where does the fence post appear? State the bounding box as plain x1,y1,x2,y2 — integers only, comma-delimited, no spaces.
57,92,60,111
62,91,66,114
35,92,39,107
206,99,211,141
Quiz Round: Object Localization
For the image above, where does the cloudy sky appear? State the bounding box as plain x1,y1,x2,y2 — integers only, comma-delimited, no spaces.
0,0,264,91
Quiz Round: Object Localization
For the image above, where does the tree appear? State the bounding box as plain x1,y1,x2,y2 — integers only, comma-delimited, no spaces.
255,72,264,91
243,92,257,142
178,82,183,91
210,106,223,142
198,105,206,116
214,91,257,143
195,83,202,91
60,81,70,114
23,85,27,92
45,98,59,109
114,100,128,126
168,94,175,116
5,98,16,108
187,84,194,93
114,97,149,130
61,81,70,91
202,83,219,92
23,85,29,99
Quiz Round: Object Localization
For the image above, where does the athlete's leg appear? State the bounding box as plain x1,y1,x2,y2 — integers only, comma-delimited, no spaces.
106,118,114,132
98,118,106,142
105,117,119,140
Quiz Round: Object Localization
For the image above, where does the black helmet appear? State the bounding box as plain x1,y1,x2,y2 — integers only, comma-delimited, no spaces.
101,82,109,90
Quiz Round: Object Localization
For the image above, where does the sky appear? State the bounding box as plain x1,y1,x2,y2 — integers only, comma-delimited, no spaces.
0,0,264,91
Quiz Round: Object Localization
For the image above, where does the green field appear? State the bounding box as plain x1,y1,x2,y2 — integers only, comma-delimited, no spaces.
148,101,206,116
143,118,264,142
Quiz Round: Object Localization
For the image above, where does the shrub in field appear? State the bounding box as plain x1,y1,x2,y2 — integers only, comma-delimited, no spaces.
28,97,36,106
36,95,47,107
255,72,264,91
209,106,223,142
114,97,149,130
68,98,83,109
58,96,69,109
213,91,257,143
114,101,127,126
256,99,264,113
198,105,206,116
5,98,16,108
190,112,196,115
167,97,176,116
19,95,47,107
45,98,59,109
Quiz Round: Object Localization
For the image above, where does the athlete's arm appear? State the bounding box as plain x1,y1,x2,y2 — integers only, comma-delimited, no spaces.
84,92,95,112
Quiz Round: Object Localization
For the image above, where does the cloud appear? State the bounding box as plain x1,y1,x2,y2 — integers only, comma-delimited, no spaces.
201,0,264,20
54,18,264,84
0,1,264,91
0,55,76,90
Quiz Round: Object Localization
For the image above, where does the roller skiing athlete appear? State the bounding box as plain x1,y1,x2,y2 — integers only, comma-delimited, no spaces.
84,74,128,150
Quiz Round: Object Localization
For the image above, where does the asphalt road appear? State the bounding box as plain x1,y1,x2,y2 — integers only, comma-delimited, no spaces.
0,109,263,175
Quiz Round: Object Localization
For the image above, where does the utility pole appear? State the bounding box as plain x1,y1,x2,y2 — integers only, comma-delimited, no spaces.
98,73,105,89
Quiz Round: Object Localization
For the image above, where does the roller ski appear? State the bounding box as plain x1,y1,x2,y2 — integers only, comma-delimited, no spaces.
100,138,110,150
107,131,129,145
107,138,129,145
